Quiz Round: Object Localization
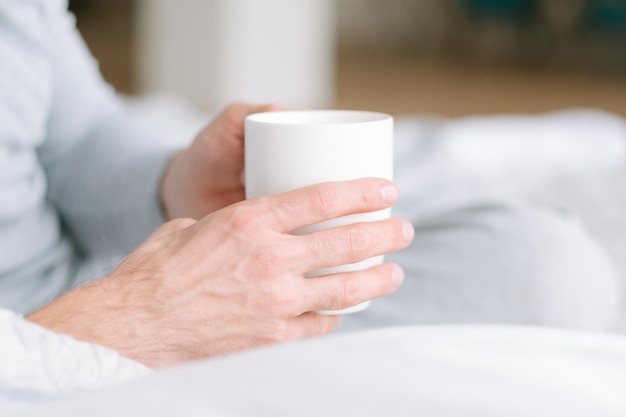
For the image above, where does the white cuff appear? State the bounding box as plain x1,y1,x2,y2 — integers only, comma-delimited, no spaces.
0,309,152,406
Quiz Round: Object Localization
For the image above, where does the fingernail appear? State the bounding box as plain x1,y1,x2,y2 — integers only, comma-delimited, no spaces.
402,221,415,242
391,265,405,286
381,183,399,205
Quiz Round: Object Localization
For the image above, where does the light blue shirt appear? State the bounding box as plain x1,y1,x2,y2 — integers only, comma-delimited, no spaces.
0,0,177,313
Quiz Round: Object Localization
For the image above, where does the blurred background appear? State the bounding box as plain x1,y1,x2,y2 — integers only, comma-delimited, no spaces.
66,0,626,330
69,0,626,117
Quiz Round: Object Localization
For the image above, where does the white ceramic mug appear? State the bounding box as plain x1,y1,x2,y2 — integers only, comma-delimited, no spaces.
245,110,393,314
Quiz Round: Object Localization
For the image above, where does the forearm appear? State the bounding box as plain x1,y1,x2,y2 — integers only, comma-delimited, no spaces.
26,273,182,369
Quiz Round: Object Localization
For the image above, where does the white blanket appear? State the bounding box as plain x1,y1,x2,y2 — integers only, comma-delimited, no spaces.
391,108,626,331
0,310,150,413
12,325,626,416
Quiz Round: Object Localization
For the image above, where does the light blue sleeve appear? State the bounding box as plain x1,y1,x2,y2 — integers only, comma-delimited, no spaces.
37,1,182,257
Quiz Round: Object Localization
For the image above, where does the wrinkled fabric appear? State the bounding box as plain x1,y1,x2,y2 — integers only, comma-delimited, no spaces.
0,309,151,412
12,325,626,417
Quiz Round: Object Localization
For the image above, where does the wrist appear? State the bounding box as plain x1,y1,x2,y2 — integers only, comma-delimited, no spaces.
26,279,115,341
25,277,154,366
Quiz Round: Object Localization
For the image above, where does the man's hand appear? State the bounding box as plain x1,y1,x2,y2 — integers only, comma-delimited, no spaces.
160,102,281,220
27,179,414,369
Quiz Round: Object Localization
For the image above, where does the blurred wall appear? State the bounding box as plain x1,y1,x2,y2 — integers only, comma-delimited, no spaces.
70,0,626,117
337,0,626,69
337,0,447,53
134,0,336,111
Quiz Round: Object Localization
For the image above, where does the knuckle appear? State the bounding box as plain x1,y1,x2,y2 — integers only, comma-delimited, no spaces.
248,281,298,317
296,314,339,340
225,197,284,233
314,315,341,335
339,277,362,307
168,217,197,230
317,278,360,310
307,233,333,258
321,286,343,310
258,319,291,345
346,226,371,258
156,217,196,235
314,186,341,217
223,203,258,233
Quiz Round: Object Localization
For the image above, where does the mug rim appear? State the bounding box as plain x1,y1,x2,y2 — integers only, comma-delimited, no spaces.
246,110,392,125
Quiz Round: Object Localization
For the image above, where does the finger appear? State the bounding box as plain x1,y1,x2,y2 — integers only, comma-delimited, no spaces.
222,102,284,130
297,217,414,272
303,263,405,312
260,178,400,233
210,103,285,147
286,311,342,340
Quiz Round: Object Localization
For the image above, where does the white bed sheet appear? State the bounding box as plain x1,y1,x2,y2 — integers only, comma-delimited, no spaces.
12,324,626,416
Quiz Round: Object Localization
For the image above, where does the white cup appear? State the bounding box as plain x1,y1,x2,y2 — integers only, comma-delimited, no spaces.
245,110,393,314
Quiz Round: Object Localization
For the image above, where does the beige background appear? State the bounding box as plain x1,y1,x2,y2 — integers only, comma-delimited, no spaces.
70,0,626,117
